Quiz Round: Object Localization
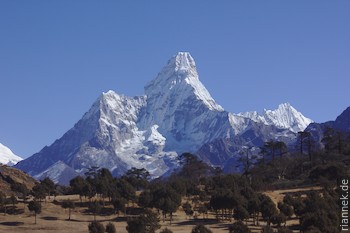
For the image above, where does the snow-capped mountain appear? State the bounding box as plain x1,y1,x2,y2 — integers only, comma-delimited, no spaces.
237,103,313,133
15,52,312,183
0,143,23,166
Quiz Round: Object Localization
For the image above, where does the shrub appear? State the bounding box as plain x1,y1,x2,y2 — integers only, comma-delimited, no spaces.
106,222,116,233
261,225,274,233
191,224,212,233
160,228,173,233
229,220,251,233
126,209,160,233
88,221,105,233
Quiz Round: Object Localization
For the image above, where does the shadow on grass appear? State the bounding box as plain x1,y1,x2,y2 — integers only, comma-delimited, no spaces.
41,216,59,221
174,218,221,226
0,207,24,215
0,221,25,226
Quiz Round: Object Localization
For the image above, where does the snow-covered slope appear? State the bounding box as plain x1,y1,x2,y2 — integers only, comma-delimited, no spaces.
139,52,232,153
237,103,313,133
34,161,80,185
15,52,313,184
0,143,23,166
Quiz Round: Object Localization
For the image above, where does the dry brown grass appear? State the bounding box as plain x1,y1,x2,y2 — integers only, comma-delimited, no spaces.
0,186,321,233
0,165,37,195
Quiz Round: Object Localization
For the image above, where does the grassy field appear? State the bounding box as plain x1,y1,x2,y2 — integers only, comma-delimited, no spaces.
0,186,318,233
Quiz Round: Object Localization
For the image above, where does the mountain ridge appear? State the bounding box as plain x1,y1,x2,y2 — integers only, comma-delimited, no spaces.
15,52,313,183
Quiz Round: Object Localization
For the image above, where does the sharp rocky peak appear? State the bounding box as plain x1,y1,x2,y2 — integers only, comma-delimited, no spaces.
238,103,313,133
144,52,223,113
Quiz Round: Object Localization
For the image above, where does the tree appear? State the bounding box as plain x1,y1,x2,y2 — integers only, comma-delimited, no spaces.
11,182,29,211
297,131,312,156
265,140,277,160
115,178,137,205
261,225,274,233
126,209,160,233
124,167,150,190
61,200,75,220
89,200,102,221
259,194,278,225
106,222,117,233
96,168,114,200
178,153,211,183
70,176,87,202
322,127,347,155
27,200,42,224
10,182,29,201
229,220,251,233
247,195,260,225
191,224,213,233
40,177,55,199
182,202,194,219
300,192,339,233
278,202,293,220
138,190,152,208
32,183,46,202
151,185,181,224
126,217,144,233
112,196,126,216
275,141,287,158
197,203,209,219
88,221,105,233
239,146,254,177
233,205,250,223
10,194,18,208
290,195,305,228
0,191,8,215
271,213,287,227
209,188,236,220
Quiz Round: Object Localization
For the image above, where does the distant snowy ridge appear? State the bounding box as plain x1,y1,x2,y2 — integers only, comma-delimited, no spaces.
34,161,80,185
0,143,23,166
237,103,313,133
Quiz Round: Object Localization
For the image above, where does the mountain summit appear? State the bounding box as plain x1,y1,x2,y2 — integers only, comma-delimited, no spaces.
237,103,313,133
15,52,312,184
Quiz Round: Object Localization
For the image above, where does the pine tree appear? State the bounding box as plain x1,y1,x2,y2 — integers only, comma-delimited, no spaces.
27,200,41,224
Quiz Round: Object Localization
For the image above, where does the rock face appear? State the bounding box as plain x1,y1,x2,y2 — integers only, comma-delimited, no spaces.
15,52,313,183
306,107,350,145
0,143,23,166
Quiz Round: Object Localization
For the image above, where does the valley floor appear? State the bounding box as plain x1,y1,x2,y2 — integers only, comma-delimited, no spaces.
0,187,318,233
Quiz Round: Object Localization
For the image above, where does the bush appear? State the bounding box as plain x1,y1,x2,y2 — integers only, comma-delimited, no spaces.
191,224,212,233
106,222,116,233
261,226,274,233
88,221,105,233
271,213,287,227
160,228,173,233
229,220,251,233
126,209,160,233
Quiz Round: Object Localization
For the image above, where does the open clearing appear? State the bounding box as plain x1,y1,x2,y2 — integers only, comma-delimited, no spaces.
0,187,318,233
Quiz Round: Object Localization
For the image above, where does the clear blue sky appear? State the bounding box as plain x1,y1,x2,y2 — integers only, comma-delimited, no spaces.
0,1,349,158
